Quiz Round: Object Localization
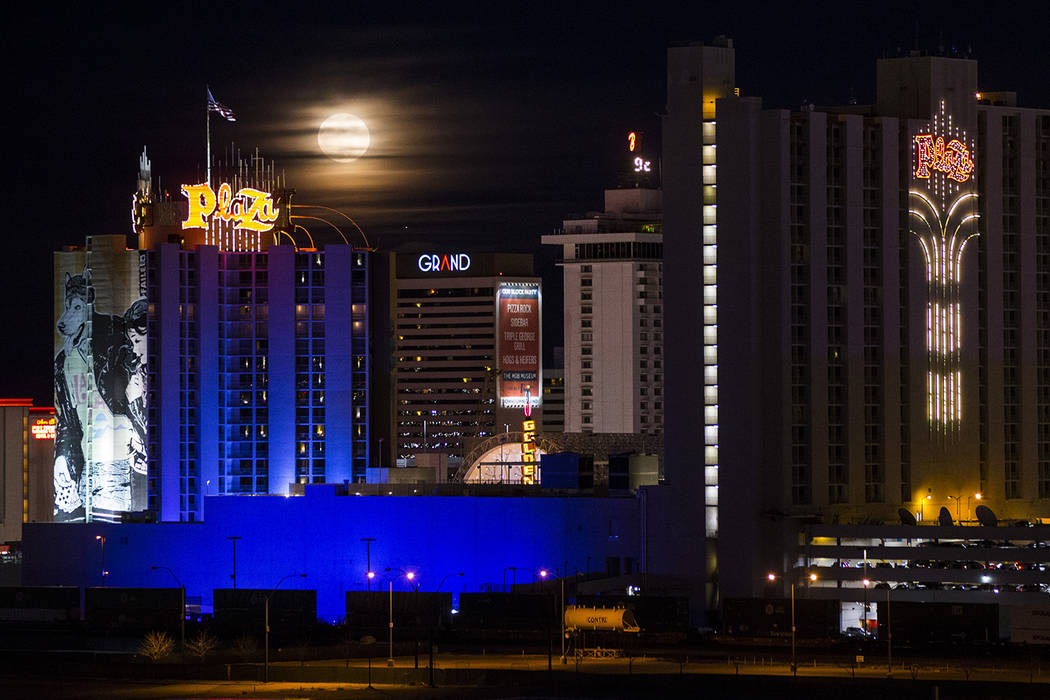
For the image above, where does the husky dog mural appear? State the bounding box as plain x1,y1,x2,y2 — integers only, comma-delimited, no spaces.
53,264,147,523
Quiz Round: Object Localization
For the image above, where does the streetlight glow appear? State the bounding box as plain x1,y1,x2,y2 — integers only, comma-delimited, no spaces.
767,572,776,582
809,573,818,582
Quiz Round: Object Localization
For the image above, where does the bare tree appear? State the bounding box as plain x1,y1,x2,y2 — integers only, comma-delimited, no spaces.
140,630,175,662
233,634,258,661
185,630,219,662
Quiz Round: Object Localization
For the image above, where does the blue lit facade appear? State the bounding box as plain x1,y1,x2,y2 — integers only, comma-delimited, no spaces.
146,245,370,522
22,487,643,621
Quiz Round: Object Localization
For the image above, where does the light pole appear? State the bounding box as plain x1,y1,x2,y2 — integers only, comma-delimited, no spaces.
436,572,464,592
95,535,107,587
384,568,418,668
503,566,518,592
361,537,376,591
769,571,816,676
968,492,983,520
152,565,185,651
947,494,961,520
862,548,869,633
886,587,893,675
265,573,306,683
227,536,242,588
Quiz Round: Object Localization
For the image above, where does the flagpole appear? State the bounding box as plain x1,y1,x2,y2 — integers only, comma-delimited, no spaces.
206,85,211,186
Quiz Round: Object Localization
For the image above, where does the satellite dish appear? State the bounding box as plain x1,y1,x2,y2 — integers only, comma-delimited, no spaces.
898,508,918,526
975,505,998,527
938,506,954,527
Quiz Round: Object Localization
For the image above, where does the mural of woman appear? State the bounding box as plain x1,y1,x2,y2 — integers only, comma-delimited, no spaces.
53,268,143,521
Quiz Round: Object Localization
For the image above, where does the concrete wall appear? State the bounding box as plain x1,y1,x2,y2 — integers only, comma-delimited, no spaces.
22,488,641,621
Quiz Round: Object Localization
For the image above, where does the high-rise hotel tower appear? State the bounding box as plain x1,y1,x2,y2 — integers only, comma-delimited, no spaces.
662,41,1050,605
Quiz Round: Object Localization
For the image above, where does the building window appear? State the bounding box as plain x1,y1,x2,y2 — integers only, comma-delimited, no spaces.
1006,462,1021,499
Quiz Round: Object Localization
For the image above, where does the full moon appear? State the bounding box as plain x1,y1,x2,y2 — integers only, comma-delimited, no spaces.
318,113,370,162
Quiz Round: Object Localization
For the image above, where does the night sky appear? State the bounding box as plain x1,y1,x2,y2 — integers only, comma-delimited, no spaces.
9,3,1050,405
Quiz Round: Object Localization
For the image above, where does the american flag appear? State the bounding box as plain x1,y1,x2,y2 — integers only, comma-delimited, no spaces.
207,88,236,122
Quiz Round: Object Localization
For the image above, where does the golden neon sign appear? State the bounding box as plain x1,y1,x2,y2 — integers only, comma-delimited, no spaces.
521,418,536,485
31,417,56,440
913,134,974,183
181,182,280,232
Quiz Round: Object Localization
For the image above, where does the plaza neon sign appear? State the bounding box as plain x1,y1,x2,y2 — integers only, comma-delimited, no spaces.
913,134,974,183
181,182,280,232
417,253,471,273
31,417,56,440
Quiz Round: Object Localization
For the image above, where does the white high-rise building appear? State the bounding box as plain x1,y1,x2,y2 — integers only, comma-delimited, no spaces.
543,188,663,434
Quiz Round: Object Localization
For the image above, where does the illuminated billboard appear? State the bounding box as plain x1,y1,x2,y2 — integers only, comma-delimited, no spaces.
908,99,979,433
497,283,541,409
181,181,280,251
31,416,56,440
53,238,147,522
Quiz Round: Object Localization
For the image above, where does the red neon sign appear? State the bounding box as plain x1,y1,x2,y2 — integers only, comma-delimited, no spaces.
31,417,56,440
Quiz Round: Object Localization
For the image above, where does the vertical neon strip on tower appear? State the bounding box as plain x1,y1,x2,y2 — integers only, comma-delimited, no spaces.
701,119,719,538
909,100,979,436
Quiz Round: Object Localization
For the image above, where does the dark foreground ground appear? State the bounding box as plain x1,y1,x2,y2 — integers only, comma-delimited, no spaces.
2,652,1047,700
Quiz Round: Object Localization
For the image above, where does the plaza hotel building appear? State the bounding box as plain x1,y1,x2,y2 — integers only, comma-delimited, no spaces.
53,154,371,524
662,40,1050,610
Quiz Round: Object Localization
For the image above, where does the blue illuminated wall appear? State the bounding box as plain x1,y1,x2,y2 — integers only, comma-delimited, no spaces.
22,488,641,621
145,245,370,522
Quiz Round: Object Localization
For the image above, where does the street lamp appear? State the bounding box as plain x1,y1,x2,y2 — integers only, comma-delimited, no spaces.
227,536,242,588
436,572,464,592
361,537,376,591
265,573,306,683
95,535,107,587
768,571,816,677
382,568,419,667
968,492,983,520
152,566,185,651
947,494,961,520
503,566,518,592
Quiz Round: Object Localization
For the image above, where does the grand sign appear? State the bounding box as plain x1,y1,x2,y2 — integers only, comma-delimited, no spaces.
417,253,471,273
181,182,279,232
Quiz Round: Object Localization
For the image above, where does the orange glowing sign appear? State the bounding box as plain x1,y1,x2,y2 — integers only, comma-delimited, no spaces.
628,132,638,152
181,182,280,232
32,417,56,440
521,419,536,485
913,134,974,183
